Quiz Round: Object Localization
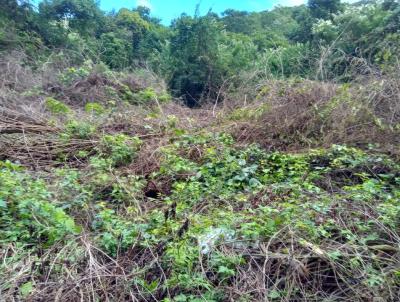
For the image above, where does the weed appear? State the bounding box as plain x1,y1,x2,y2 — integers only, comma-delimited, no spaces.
45,97,71,115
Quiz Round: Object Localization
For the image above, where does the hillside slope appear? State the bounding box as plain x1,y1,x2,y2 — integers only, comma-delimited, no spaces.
1,59,399,301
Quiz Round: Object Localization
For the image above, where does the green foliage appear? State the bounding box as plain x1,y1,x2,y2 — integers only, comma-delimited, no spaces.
3,1,400,300
129,87,172,105
20,281,34,298
45,97,71,114
99,32,132,69
84,102,106,115
0,161,80,246
53,168,92,210
116,8,150,32
99,134,141,167
116,8,150,55
92,203,140,256
59,64,91,85
4,0,400,95
308,0,342,20
64,120,96,139
38,0,104,37
167,13,226,106
259,43,312,77
148,135,399,299
1,124,399,300
137,87,158,103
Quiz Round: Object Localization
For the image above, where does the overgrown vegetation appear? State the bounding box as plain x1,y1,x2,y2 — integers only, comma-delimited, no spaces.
2,0,400,104
1,0,400,301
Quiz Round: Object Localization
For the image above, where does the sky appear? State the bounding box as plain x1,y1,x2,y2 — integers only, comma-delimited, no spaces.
32,1,357,25
100,0,307,24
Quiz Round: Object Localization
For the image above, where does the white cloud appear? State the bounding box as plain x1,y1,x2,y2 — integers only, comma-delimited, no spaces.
137,0,152,9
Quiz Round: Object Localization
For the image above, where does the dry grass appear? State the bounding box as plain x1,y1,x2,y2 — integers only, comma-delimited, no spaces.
225,78,400,156
1,51,399,302
0,236,169,302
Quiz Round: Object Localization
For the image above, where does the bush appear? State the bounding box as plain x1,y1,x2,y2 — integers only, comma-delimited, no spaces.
59,63,92,86
92,203,139,256
99,134,142,167
84,102,106,115
45,97,71,114
65,120,96,139
0,161,80,246
130,87,172,105
228,80,400,150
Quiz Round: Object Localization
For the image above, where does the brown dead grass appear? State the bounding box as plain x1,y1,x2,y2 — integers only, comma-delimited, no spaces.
225,79,400,156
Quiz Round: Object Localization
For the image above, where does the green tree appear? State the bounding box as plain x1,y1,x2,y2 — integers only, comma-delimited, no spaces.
38,0,104,37
167,13,225,106
0,0,34,23
134,5,161,24
289,5,314,43
221,9,256,35
115,8,150,57
100,31,132,68
308,0,342,20
0,0,44,53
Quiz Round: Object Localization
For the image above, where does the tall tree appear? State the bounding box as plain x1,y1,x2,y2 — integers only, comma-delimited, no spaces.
308,0,342,20
39,0,104,36
168,13,225,106
1,0,34,25
221,9,256,34
116,8,150,55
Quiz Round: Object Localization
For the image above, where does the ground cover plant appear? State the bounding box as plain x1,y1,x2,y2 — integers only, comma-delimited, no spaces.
1,0,400,301
1,72,399,300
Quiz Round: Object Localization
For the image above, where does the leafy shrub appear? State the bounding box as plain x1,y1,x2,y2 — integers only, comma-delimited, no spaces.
59,63,92,85
155,139,400,300
84,102,106,115
45,97,71,114
0,161,80,246
158,92,172,103
110,175,145,205
92,203,140,256
53,168,93,211
99,134,142,167
129,87,171,105
100,32,132,69
64,120,96,139
119,84,135,101
257,43,312,77
137,87,157,102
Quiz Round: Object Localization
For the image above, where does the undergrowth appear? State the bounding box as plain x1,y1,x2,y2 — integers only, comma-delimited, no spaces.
0,59,399,301
1,127,399,301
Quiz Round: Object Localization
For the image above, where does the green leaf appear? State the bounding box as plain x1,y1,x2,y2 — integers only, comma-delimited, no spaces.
249,178,261,187
327,250,342,260
0,198,6,209
174,294,188,302
238,159,246,166
218,266,235,277
268,290,281,299
20,281,33,298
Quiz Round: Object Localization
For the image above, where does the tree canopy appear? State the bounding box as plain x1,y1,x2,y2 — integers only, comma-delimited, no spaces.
1,0,400,104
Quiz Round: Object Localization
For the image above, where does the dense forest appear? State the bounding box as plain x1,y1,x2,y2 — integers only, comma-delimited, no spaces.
2,0,400,104
1,0,400,301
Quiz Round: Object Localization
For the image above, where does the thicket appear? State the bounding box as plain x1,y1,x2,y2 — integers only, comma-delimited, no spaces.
1,0,400,301
2,0,400,105
1,95,399,300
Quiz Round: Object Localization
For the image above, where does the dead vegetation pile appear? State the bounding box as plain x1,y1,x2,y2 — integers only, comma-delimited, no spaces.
0,103,216,171
0,52,182,170
228,78,400,156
